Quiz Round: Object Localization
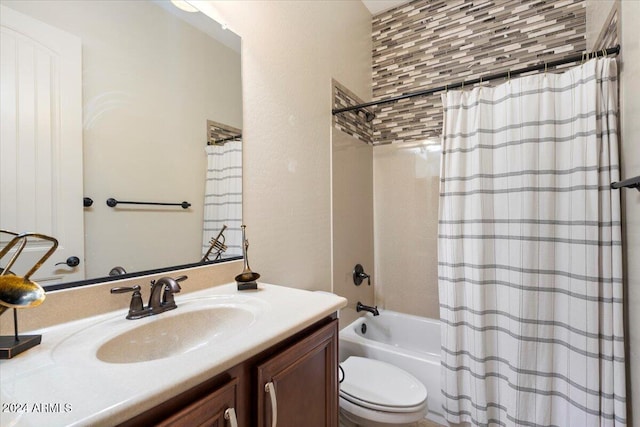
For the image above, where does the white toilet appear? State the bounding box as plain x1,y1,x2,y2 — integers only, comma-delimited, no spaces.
339,356,428,427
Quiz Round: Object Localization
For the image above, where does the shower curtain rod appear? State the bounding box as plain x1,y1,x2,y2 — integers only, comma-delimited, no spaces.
208,134,242,146
332,45,620,116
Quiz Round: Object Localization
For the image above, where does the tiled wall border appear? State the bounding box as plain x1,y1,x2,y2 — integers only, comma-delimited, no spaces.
332,79,373,145
371,0,587,145
207,120,242,146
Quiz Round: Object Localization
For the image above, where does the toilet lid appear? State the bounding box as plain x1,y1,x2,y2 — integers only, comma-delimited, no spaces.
339,356,427,411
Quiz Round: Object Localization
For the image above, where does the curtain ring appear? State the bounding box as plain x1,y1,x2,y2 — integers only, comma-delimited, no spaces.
544,62,548,75
507,70,511,82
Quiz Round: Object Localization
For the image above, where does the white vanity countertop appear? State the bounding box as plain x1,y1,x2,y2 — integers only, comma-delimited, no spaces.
0,283,347,426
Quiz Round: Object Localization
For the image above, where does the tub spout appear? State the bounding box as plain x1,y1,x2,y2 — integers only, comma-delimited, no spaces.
356,301,379,316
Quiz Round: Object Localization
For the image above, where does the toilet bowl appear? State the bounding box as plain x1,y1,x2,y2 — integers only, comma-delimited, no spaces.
339,356,428,427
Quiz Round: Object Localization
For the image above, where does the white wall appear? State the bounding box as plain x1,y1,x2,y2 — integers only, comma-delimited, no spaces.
332,129,374,326
197,1,373,291
585,0,617,50
619,1,640,423
373,142,441,318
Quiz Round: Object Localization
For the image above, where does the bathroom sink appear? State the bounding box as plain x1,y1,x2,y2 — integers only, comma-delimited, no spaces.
52,294,266,365
96,305,256,363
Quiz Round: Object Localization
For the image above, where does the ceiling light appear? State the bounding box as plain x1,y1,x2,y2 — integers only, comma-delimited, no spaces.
171,0,198,13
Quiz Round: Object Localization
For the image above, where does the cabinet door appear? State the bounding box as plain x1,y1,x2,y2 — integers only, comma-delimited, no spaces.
157,378,238,427
256,320,338,427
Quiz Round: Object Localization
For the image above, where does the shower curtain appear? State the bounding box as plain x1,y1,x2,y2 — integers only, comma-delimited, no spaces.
202,140,242,258
438,58,626,426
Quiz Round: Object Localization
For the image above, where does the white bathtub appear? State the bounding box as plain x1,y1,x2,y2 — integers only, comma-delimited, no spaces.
339,310,447,426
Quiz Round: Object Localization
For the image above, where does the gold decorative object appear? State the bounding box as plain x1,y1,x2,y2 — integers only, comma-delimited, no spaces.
0,230,58,359
201,224,228,262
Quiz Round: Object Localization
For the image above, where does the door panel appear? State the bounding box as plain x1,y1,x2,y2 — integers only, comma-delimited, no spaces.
1,5,84,284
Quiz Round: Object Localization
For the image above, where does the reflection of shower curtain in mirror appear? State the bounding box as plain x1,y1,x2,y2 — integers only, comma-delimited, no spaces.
202,140,242,257
438,58,626,426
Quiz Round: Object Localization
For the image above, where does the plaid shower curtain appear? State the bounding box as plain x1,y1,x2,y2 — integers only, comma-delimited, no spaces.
438,58,626,426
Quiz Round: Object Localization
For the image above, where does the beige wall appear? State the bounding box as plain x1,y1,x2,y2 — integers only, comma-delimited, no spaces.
197,1,372,292
332,130,374,326
619,1,640,423
585,0,617,50
3,0,242,278
373,142,441,319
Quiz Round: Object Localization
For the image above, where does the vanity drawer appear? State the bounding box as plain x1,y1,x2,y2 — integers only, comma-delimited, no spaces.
158,377,238,427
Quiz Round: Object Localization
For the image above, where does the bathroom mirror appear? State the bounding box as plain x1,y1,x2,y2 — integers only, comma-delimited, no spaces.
1,0,242,289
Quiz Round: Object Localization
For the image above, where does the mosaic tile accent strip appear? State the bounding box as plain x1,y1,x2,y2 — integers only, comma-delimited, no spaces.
332,79,373,145
207,120,242,146
371,0,587,145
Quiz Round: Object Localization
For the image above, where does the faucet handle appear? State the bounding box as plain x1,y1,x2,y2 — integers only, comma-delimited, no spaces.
110,285,141,294
353,264,371,286
110,285,144,319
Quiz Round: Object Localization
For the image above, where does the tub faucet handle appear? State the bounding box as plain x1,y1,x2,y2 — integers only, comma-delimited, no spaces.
353,264,370,286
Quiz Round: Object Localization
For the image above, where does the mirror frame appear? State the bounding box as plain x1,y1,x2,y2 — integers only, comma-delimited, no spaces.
43,256,243,292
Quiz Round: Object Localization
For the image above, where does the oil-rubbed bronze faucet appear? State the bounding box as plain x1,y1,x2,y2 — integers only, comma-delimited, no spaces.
110,275,187,319
148,276,186,312
356,301,379,316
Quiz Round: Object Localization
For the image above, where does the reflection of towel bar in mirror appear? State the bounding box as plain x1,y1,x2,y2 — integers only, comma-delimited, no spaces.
611,175,640,192
106,198,191,209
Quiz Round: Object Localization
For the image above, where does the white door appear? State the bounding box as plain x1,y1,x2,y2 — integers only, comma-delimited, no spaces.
0,5,85,284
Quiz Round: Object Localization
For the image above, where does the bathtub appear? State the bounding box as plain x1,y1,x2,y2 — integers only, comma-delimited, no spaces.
339,310,446,426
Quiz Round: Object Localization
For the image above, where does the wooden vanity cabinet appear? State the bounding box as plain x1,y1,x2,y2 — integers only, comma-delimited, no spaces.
119,366,249,427
256,319,338,427
158,378,239,427
119,316,338,427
